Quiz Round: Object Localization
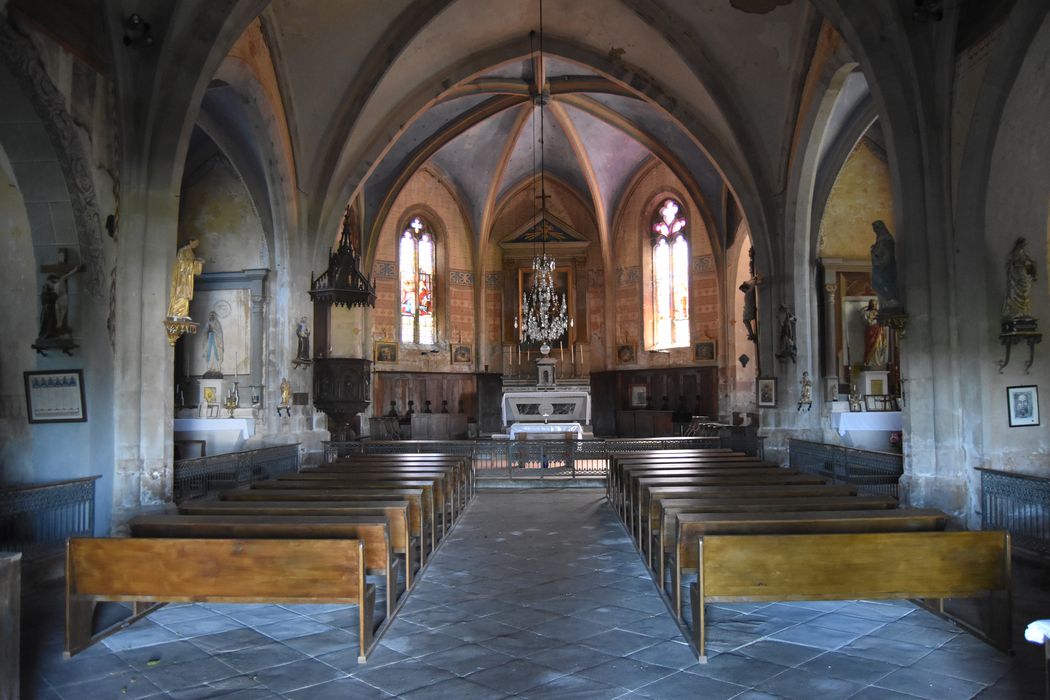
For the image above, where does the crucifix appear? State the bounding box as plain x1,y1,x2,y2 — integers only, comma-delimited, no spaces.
33,248,84,356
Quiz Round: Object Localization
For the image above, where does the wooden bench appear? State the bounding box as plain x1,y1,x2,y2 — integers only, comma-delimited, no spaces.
613,456,779,514
177,500,418,588
253,478,446,542
608,451,752,496
307,463,469,511
324,454,475,502
653,495,899,591
671,508,947,618
282,470,459,527
66,537,378,661
128,514,403,618
220,488,434,558
688,531,1012,660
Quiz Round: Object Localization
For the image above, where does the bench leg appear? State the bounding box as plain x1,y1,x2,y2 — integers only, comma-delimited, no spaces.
689,583,707,663
358,583,377,663
64,596,95,658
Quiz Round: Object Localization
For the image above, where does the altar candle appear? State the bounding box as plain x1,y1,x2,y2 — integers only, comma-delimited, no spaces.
560,341,564,361
571,342,575,365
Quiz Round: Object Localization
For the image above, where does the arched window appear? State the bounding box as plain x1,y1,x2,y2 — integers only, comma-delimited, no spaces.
399,216,435,345
651,198,689,349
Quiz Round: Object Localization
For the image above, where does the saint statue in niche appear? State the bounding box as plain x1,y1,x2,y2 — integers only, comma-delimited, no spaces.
167,239,203,319
775,305,797,363
862,299,888,368
1002,237,1037,322
38,265,82,340
203,311,224,377
293,317,312,368
870,221,901,309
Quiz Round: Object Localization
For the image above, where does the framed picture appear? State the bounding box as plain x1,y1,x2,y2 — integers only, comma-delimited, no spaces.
757,377,776,408
864,394,894,412
617,343,636,364
375,342,398,363
629,383,648,408
693,341,716,363
451,343,472,364
824,377,839,401
849,398,864,412
24,369,86,423
1007,385,1039,427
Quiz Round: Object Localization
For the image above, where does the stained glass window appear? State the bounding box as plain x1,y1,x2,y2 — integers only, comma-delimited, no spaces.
399,217,436,345
651,199,689,349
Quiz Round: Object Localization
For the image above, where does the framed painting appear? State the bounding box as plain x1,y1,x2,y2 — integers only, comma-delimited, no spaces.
617,343,637,364
451,343,472,364
24,369,86,423
757,377,776,408
693,341,716,363
629,383,648,408
375,342,398,363
1007,385,1039,427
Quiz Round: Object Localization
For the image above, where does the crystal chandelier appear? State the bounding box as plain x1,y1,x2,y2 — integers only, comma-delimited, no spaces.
515,0,571,356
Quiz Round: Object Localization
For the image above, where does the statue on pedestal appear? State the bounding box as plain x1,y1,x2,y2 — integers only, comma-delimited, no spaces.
203,311,224,378
862,300,888,369
293,317,312,368
775,305,797,363
164,240,204,346
870,221,901,309
1002,237,1037,323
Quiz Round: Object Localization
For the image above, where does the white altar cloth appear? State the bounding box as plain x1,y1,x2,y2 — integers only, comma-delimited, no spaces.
174,418,256,440
831,411,902,436
508,422,584,439
501,390,591,426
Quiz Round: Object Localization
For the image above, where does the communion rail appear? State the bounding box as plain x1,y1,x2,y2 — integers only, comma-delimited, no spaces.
173,443,300,503
788,439,902,500
0,475,99,556
324,435,764,479
978,467,1050,561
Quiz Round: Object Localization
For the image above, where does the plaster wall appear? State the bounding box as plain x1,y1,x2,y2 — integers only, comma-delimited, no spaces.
817,139,893,260
978,14,1050,481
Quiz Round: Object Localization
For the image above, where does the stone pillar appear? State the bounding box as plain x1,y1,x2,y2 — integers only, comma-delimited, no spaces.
250,289,265,401
822,282,839,398
0,553,18,700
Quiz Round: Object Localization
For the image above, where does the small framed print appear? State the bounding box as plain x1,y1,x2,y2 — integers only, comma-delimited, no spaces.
24,370,86,423
629,383,648,408
757,377,776,408
451,343,472,364
693,341,716,363
864,394,894,412
1007,385,1039,427
375,342,398,363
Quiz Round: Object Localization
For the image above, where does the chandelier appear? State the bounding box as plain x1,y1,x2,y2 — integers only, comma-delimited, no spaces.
515,0,571,356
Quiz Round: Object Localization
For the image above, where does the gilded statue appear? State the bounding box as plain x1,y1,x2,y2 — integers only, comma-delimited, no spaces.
167,239,203,319
798,371,813,411
1002,237,1037,321
280,377,292,406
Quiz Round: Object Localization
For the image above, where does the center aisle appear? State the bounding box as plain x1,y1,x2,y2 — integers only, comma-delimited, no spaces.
352,488,708,698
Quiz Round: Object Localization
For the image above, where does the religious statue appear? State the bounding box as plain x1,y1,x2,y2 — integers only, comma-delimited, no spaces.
167,239,204,319
775,304,797,363
277,377,292,417
862,299,888,368
798,371,812,411
740,247,760,342
293,317,312,368
37,265,82,341
870,221,901,309
203,311,224,377
1002,237,1037,322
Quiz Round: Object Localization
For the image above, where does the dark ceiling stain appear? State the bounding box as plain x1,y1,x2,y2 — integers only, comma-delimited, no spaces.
729,0,793,14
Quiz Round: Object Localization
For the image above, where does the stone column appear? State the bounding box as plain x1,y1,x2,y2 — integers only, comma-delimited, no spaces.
823,282,839,399
250,290,265,400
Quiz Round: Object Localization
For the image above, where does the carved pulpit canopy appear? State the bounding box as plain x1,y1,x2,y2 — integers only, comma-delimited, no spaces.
309,209,376,308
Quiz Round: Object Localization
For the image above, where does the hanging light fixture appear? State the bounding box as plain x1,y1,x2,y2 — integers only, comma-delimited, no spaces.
515,0,572,356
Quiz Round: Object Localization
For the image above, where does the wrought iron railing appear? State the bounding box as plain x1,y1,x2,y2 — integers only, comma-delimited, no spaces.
173,443,300,503
323,435,764,479
978,467,1050,559
789,439,902,500
0,476,99,556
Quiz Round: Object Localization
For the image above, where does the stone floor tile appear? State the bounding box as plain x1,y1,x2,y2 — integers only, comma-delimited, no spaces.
284,676,394,699
870,619,961,648
402,675,510,699
874,665,985,699
626,639,699,670
757,667,866,700
252,617,332,641
158,614,244,638
838,635,937,666
353,659,457,696
735,640,827,667
683,651,787,686
526,643,617,674
41,651,133,688
466,658,567,694
100,619,182,652
251,657,348,694
217,641,305,673
906,647,1012,685
531,614,610,643
141,656,242,692
479,628,558,656
53,669,163,699
187,628,273,655
377,628,461,657
518,672,631,699
808,613,887,636
116,640,211,672
796,650,898,685
280,628,359,656
420,642,516,676
581,628,661,656
767,621,863,650
575,656,678,690
318,642,407,673
633,669,745,699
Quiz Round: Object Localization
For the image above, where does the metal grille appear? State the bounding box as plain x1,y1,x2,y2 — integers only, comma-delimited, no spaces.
979,467,1050,558
0,476,98,556
788,439,902,500
173,444,300,503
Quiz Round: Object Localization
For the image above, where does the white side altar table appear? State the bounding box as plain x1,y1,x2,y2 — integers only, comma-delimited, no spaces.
830,411,902,451
174,417,256,454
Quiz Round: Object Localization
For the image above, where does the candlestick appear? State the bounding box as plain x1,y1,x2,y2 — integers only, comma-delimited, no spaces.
560,341,564,361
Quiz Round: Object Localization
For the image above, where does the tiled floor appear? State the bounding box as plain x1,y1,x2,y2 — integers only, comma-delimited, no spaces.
20,489,1047,698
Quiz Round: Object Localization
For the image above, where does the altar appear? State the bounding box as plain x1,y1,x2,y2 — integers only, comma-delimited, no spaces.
501,389,591,427
508,422,585,439
830,411,902,451
174,417,256,455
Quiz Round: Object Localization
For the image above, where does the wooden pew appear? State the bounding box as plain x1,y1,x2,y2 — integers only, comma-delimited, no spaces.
66,537,378,661
608,451,752,497
653,495,899,591
612,457,776,516
178,500,417,588
306,463,468,512
688,531,1012,661
129,514,403,619
220,488,435,557
671,508,948,618
632,475,830,546
252,478,447,542
280,470,459,528
322,453,475,502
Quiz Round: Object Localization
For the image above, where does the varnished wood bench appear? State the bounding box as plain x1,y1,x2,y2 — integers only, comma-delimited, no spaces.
613,457,777,516
306,464,468,512
608,451,750,497
688,531,1012,661
653,495,899,589
323,454,475,502
65,537,378,661
252,478,446,544
671,508,948,618
177,500,418,588
220,488,433,559
128,514,403,618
